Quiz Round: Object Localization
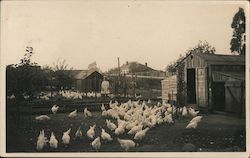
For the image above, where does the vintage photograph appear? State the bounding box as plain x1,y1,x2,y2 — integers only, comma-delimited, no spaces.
0,0,249,157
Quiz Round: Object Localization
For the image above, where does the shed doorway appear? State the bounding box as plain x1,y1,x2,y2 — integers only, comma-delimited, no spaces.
187,68,196,104
212,82,225,111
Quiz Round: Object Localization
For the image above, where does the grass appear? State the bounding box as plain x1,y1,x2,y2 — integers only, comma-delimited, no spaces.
7,111,245,152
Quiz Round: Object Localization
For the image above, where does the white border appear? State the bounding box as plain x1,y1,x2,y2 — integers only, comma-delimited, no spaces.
0,0,249,157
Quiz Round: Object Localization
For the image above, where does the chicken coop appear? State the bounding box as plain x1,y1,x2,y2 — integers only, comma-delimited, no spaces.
72,70,104,93
176,52,245,116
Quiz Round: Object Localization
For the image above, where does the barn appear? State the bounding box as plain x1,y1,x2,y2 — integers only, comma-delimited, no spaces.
174,52,245,116
69,70,104,92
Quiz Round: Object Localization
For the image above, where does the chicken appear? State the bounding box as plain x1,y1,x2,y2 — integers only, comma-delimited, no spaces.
186,116,203,129
114,126,125,135
101,104,106,111
190,116,203,123
36,130,47,151
51,104,59,114
128,124,143,135
62,128,71,145
68,109,77,118
188,107,199,117
126,120,139,130
10,94,15,99
35,115,51,121
117,138,136,151
163,114,174,124
84,108,92,117
106,119,117,131
182,106,188,117
87,124,96,139
49,132,58,149
91,137,101,151
186,121,198,129
101,128,112,141
75,126,83,139
134,127,150,140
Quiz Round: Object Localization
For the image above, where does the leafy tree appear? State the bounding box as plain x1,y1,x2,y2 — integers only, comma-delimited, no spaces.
6,47,48,99
187,40,216,55
230,7,245,55
166,41,215,75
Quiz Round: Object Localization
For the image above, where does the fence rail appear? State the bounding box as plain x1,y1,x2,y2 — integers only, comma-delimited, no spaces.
7,97,162,115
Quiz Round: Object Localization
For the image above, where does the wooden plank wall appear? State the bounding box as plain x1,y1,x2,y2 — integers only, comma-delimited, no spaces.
162,75,177,101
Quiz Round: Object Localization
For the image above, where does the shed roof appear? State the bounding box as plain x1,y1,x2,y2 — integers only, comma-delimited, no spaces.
74,70,89,80
63,70,103,80
196,53,245,65
176,52,245,67
213,71,245,81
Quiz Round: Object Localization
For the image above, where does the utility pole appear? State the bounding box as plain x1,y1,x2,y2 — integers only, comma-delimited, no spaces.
118,57,121,96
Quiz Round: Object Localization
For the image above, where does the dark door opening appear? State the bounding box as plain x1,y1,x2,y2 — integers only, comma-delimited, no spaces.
212,82,225,111
187,68,196,104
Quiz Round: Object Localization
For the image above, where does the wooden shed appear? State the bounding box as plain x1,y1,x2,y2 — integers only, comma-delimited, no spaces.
176,52,245,116
72,70,103,92
161,75,177,103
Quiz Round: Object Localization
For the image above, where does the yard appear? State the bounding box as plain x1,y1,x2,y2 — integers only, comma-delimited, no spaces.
6,109,245,152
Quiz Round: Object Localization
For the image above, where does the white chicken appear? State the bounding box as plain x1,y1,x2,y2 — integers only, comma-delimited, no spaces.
84,108,92,117
91,137,101,151
51,104,59,114
106,119,117,131
62,128,71,145
190,116,203,123
68,109,77,118
75,126,83,139
128,124,143,135
101,128,112,141
134,127,150,140
101,104,106,111
35,115,51,121
182,106,188,117
163,114,174,124
49,132,58,149
188,107,199,117
186,116,203,129
115,126,125,135
186,121,198,129
117,138,136,151
36,130,47,151
87,124,96,139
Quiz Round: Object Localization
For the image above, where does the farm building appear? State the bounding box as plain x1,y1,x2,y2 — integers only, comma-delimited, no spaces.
165,52,245,116
161,75,177,104
67,70,104,92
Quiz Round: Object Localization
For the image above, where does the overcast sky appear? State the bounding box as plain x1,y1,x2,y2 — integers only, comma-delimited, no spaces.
1,1,246,72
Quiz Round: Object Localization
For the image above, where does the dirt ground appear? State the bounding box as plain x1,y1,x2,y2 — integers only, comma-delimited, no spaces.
6,111,245,152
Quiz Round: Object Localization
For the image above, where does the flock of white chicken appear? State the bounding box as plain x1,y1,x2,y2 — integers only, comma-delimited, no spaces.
35,100,202,152
36,90,102,100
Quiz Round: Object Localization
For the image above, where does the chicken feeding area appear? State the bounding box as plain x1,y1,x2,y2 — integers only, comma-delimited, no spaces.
7,100,246,152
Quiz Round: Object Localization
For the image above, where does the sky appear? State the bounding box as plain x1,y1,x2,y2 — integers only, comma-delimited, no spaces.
0,1,247,72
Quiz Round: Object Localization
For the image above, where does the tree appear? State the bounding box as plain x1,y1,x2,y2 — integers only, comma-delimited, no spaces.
6,47,48,99
187,40,216,55
166,41,215,75
230,7,245,55
52,58,73,90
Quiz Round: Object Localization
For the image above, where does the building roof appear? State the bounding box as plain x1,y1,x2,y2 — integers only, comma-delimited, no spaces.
176,52,245,67
213,71,245,81
120,61,154,72
74,70,89,80
63,70,102,80
196,53,245,65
